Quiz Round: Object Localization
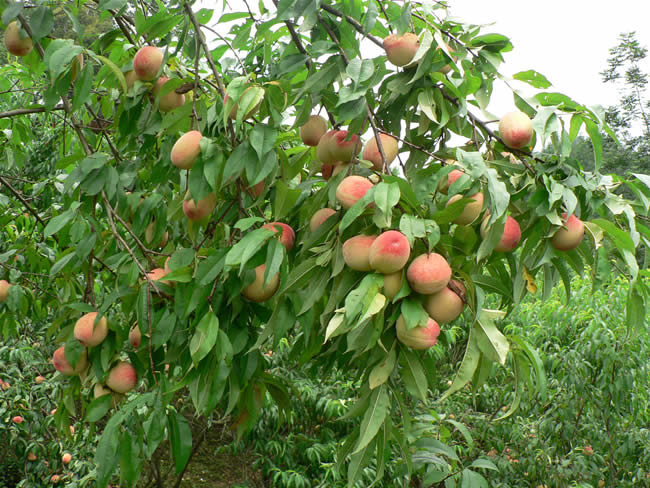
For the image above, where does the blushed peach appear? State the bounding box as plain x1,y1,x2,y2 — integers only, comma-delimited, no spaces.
263,222,295,251
425,280,465,323
183,192,217,221
129,325,141,348
0,280,11,302
317,130,361,164
73,312,109,347
4,21,32,57
369,230,411,274
383,271,403,300
480,215,522,252
106,361,138,394
133,46,163,81
242,264,280,302
407,253,452,294
310,208,337,231
342,235,377,271
154,77,185,112
447,192,484,225
300,115,328,146
171,130,202,170
499,111,533,149
439,169,464,194
52,346,88,376
383,33,419,67
551,213,584,251
362,134,399,171
396,315,441,350
336,175,374,209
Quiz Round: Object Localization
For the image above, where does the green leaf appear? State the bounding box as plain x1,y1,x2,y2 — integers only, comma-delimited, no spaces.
93,54,128,94
354,385,390,453
44,203,80,237
369,343,396,389
45,40,83,80
249,124,278,162
475,311,509,365
440,326,481,401
85,394,112,422
512,70,552,89
189,312,219,365
29,6,54,41
399,348,428,401
273,180,301,220
168,411,192,474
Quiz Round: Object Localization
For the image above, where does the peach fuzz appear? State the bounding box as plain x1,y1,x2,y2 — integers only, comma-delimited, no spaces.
52,346,88,376
4,21,33,57
317,130,361,164
0,279,11,302
447,192,484,225
310,208,337,231
73,312,109,347
133,46,163,81
106,361,138,394
263,222,296,251
396,315,441,350
183,192,217,221
368,230,411,274
300,115,328,146
336,175,374,209
342,235,377,272
551,213,585,251
171,130,202,170
499,111,533,149
154,77,186,112
480,215,522,252
383,33,419,67
362,133,399,171
425,280,465,324
383,271,403,301
407,253,452,294
242,264,280,302
439,169,464,194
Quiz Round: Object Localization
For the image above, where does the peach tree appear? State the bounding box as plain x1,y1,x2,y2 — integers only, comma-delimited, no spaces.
0,0,648,486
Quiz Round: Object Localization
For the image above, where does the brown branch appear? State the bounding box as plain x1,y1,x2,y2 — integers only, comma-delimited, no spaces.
0,176,47,228
0,105,65,119
318,3,384,48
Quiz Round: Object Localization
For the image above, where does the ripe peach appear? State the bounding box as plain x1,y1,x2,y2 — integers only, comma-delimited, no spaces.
383,33,419,67
480,215,521,252
336,175,373,209
154,77,185,112
551,213,585,251
438,169,464,194
447,192,484,225
342,235,377,271
310,208,337,231
362,133,399,171
171,130,202,170
133,46,163,81
0,279,11,302
27,452,37,461
262,222,295,251
499,111,533,149
407,253,452,294
12,415,23,424
242,264,280,302
316,130,361,164
4,21,33,57
368,230,411,274
73,312,109,347
51,475,61,484
52,346,88,376
147,267,170,286
129,325,141,348
106,361,138,394
383,271,403,300
396,315,441,350
425,280,465,323
183,191,217,221
35,375,46,384
62,453,72,464
300,115,328,146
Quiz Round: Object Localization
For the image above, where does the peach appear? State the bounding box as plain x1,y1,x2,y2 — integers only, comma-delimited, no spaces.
310,208,337,231
321,163,333,181
27,452,37,461
336,175,374,209
227,86,263,120
383,33,419,67
171,130,202,170
129,325,141,348
499,111,533,149
316,130,361,164
439,169,464,194
73,312,109,347
154,77,185,112
368,230,411,274
145,222,168,248
147,267,170,286
425,280,465,323
133,46,163,81
35,375,45,384
407,253,452,294
342,235,377,271
93,383,112,398
12,415,23,424
124,70,138,90
262,222,295,251
247,180,265,198
62,453,72,464
551,213,584,251
183,191,217,221
447,192,484,225
106,361,138,394
0,279,11,302
242,264,280,302
4,21,33,57
383,271,403,300
52,346,88,376
480,215,522,252
51,475,61,484
362,133,399,171
396,315,440,350
436,42,457,74
300,115,328,146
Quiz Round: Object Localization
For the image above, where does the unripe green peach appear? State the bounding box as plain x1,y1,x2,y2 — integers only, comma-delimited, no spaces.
106,361,138,394
499,111,533,149
183,191,217,221
425,280,465,323
300,115,328,146
551,213,584,251
133,46,163,81
369,230,411,274
362,134,399,171
316,130,361,164
480,215,522,252
396,315,441,350
4,21,33,57
407,253,452,294
242,264,280,302
447,192,484,225
154,77,185,112
342,235,377,272
336,175,374,209
73,312,109,347
0,280,11,302
383,271,403,300
262,222,295,251
383,33,419,67
310,208,337,231
171,130,202,170
52,346,88,376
